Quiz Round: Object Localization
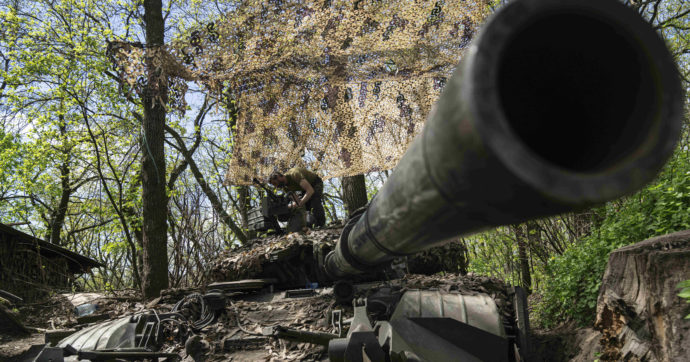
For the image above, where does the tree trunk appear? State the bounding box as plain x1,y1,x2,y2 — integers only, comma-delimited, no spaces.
333,83,367,219
48,117,71,246
513,224,532,293
341,174,368,217
237,185,256,239
83,109,142,290
48,160,71,246
141,0,169,299
237,185,250,230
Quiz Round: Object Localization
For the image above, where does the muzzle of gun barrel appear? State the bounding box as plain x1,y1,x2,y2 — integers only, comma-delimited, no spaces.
325,0,683,278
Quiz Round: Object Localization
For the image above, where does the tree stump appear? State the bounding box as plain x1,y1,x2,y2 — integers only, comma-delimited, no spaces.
594,229,690,361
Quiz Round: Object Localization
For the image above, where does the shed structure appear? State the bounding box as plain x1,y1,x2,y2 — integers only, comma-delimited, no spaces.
0,223,102,302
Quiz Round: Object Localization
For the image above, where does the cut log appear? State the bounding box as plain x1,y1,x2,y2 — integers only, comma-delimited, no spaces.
594,229,690,361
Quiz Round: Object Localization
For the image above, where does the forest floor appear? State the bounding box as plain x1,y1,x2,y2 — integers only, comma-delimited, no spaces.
531,322,601,361
0,332,43,360
526,293,602,362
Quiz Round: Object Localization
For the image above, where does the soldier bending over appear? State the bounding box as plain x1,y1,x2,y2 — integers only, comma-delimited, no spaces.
269,167,326,227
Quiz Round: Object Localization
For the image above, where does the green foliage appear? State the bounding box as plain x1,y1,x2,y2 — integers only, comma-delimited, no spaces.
535,149,690,327
678,280,690,319
0,0,147,289
0,130,21,189
533,228,610,327
467,229,522,286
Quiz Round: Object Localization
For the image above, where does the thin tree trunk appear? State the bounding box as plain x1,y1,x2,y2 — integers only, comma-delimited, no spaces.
141,0,169,298
82,105,142,290
341,174,368,217
48,118,71,246
457,238,469,275
237,185,250,230
524,222,540,290
49,160,71,246
237,185,256,239
334,84,367,219
513,224,532,293
165,125,248,244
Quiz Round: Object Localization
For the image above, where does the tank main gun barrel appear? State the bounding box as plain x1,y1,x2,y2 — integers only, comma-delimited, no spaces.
325,0,683,278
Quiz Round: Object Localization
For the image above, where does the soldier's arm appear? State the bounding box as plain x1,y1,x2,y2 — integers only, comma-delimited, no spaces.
297,179,315,207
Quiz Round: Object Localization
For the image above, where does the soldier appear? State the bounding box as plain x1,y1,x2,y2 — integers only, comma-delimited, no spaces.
269,167,326,227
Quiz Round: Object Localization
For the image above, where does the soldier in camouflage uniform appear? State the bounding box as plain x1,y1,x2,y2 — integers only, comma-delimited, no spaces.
269,167,326,227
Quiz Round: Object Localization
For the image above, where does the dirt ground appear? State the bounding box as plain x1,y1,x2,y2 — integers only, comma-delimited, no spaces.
531,322,602,362
0,333,44,361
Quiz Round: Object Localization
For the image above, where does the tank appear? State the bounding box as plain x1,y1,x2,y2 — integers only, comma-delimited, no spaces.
26,0,681,360
322,0,682,360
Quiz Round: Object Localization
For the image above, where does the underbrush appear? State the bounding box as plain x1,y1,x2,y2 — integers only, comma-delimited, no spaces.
534,151,690,327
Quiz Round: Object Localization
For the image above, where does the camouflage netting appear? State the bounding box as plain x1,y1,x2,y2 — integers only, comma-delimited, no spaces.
209,227,341,282
110,0,489,185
